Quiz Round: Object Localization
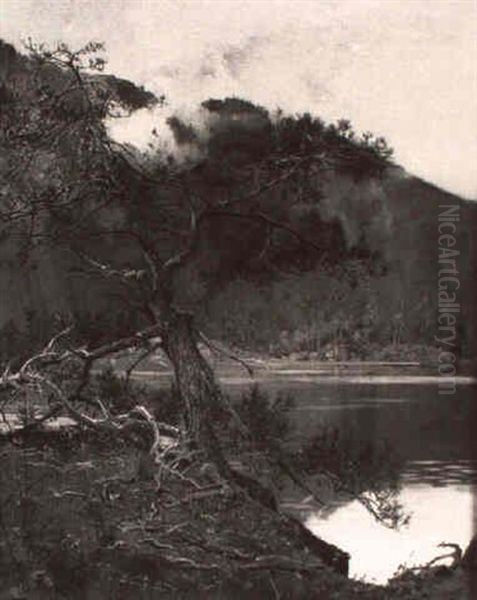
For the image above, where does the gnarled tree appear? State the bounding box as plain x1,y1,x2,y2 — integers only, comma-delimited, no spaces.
0,39,395,499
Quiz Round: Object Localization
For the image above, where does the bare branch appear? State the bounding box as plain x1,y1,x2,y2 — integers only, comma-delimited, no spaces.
219,152,331,209
204,210,326,255
162,194,201,276
124,342,162,386
197,331,254,377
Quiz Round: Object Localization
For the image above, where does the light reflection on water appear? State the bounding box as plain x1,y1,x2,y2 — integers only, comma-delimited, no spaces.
159,374,475,584
244,379,477,584
405,459,477,485
304,477,475,584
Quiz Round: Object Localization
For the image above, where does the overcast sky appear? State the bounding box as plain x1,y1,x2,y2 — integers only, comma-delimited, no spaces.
1,0,476,199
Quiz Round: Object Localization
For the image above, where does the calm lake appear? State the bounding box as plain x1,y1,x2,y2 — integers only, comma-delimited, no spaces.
222,376,477,584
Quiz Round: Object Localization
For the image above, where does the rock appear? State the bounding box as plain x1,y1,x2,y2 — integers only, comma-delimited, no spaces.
284,515,350,576
462,535,477,571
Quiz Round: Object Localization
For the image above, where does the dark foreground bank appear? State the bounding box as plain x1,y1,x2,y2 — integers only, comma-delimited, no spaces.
1,425,476,599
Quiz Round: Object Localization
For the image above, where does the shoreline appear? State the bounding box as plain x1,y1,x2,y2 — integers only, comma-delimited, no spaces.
115,361,476,386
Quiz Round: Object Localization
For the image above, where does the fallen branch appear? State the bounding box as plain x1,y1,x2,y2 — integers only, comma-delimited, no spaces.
51,490,88,500
236,554,323,572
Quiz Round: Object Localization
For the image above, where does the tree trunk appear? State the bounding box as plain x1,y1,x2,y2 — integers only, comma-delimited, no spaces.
161,308,228,470
159,308,351,575
161,308,283,509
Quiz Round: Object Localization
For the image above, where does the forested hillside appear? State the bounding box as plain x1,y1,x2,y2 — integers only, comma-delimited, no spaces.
1,38,475,365
200,170,477,362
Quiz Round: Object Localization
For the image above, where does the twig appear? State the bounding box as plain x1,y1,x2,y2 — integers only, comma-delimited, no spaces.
236,554,323,572
51,490,87,499
197,331,254,377
124,342,162,387
269,574,281,600
140,538,175,551
162,556,221,571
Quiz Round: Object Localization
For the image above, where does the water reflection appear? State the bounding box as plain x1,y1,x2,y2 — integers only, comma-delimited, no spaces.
405,459,477,486
236,380,477,584
305,478,475,583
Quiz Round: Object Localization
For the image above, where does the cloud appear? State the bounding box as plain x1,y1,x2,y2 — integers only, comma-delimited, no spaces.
107,24,352,157
2,0,476,197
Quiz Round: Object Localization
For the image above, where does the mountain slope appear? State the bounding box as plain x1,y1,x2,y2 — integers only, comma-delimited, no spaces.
0,39,475,365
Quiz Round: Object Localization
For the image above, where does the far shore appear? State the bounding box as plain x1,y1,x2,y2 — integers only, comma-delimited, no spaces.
98,358,476,385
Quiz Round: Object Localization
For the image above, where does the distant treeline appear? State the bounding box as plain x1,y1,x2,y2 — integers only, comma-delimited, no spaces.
197,263,447,361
